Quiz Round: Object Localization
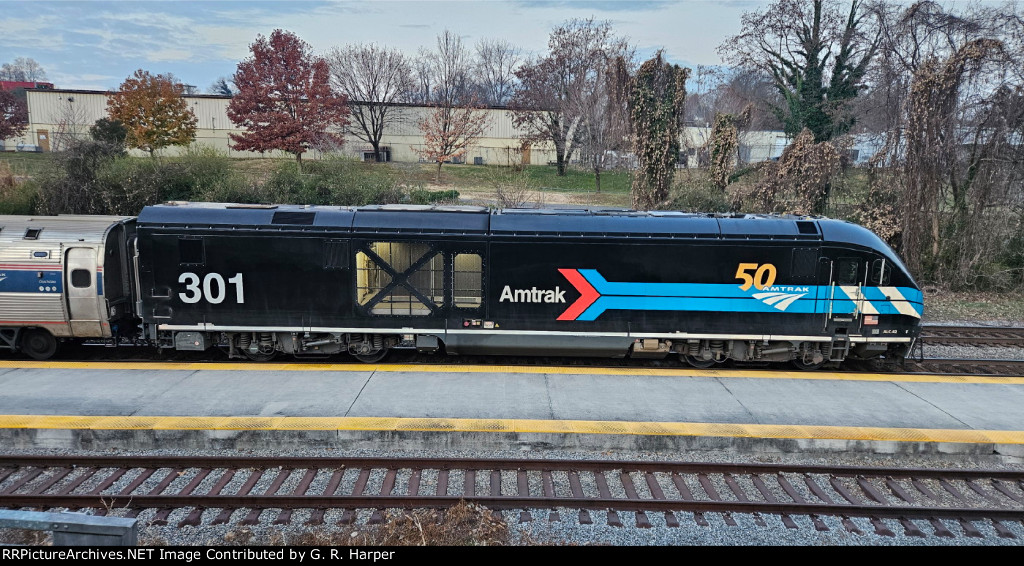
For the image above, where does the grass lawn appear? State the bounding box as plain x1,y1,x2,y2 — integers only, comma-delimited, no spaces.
0,152,50,177
924,290,1024,324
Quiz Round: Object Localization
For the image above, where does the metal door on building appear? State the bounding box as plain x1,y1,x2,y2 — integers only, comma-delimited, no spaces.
65,248,103,336
37,129,49,152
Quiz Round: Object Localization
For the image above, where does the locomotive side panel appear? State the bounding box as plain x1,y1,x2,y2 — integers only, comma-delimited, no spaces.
140,231,355,330
483,239,824,336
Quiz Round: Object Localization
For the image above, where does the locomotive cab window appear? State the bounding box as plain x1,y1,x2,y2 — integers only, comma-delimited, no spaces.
356,242,443,316
871,259,891,285
453,253,483,308
70,269,91,288
178,238,205,265
836,258,860,285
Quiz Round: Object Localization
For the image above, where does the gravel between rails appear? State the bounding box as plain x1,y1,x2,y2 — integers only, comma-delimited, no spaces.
1,446,1022,546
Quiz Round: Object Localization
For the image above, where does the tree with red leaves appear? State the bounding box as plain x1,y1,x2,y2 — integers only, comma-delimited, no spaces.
228,29,349,168
417,102,488,183
0,90,27,141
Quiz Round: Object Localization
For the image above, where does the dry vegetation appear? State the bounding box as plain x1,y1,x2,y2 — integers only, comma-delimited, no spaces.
138,501,531,547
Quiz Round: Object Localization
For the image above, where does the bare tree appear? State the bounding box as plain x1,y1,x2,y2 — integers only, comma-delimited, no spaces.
408,54,435,104
423,30,475,107
0,57,47,82
474,39,521,106
414,31,487,181
51,96,92,152
510,18,632,176
574,56,633,192
328,43,414,162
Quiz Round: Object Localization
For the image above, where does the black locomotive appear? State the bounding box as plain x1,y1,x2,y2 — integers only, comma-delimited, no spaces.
0,203,922,367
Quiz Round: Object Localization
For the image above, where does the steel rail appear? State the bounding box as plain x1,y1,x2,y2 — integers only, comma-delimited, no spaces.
1,456,1022,537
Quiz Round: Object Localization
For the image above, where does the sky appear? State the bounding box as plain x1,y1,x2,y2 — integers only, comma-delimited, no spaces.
0,0,765,92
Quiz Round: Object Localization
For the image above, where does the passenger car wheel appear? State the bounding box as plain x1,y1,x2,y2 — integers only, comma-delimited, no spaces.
20,329,57,360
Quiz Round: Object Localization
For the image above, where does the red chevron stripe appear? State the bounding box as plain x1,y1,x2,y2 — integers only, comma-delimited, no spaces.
557,269,600,321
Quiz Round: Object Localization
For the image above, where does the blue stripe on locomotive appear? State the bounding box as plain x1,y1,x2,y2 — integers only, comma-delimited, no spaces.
573,269,923,321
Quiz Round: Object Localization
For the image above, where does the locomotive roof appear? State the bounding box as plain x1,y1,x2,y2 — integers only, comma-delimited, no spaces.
137,202,892,250
0,215,133,245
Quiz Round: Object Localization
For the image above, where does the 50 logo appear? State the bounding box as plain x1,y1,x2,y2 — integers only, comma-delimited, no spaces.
734,263,777,290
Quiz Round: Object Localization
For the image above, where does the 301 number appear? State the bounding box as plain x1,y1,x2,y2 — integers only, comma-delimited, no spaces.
735,263,777,291
178,272,245,304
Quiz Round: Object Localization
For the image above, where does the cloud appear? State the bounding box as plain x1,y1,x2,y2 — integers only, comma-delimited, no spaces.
146,48,194,62
513,0,676,11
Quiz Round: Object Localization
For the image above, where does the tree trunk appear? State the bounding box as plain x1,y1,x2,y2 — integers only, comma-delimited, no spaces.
296,152,303,173
371,141,382,162
594,168,602,193
436,161,443,183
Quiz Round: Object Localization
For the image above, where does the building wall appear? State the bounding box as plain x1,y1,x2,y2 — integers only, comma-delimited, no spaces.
4,89,818,167
4,90,561,165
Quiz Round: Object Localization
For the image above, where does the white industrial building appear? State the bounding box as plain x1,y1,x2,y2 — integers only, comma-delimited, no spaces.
2,88,792,166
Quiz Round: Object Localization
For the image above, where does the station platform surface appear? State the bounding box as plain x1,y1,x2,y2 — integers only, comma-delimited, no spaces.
0,360,1022,457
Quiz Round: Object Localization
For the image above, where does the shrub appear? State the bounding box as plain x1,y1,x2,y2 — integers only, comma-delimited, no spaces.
668,177,730,212
34,140,123,215
0,161,35,214
409,188,460,205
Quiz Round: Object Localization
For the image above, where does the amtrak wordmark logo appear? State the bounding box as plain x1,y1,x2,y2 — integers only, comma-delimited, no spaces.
751,289,808,311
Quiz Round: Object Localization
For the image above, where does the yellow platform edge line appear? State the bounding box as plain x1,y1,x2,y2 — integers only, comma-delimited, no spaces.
1,415,1022,445
0,360,1021,384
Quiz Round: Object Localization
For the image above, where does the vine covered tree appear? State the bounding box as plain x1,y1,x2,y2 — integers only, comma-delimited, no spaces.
628,52,689,210
228,29,349,168
719,0,877,142
106,69,197,157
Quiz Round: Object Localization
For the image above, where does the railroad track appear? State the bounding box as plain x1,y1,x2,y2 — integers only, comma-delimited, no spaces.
1,456,1022,539
921,325,1024,347
909,358,1024,375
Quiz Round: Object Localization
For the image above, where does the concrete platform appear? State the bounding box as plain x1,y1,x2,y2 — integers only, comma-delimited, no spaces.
0,360,1022,457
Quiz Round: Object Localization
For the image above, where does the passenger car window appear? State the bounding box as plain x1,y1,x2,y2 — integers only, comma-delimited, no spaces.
71,269,91,288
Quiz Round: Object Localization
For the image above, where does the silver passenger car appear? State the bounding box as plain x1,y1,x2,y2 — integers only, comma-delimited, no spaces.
0,215,136,359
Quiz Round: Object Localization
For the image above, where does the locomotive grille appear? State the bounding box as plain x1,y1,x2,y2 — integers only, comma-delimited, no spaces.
271,211,316,225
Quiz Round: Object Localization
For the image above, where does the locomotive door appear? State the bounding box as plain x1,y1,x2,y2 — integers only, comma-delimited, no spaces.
65,247,104,337
827,256,864,322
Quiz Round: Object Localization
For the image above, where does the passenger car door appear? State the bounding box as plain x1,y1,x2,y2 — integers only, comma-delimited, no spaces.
65,247,104,337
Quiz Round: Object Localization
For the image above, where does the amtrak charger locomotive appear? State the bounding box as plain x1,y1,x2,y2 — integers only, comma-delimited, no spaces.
0,203,923,368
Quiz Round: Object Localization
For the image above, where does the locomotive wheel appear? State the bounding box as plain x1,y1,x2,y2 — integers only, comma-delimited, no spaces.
20,329,58,360
353,348,389,363
242,350,277,362
682,355,717,369
791,358,826,371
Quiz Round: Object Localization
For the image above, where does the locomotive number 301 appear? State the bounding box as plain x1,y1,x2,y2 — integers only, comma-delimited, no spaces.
178,272,245,304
